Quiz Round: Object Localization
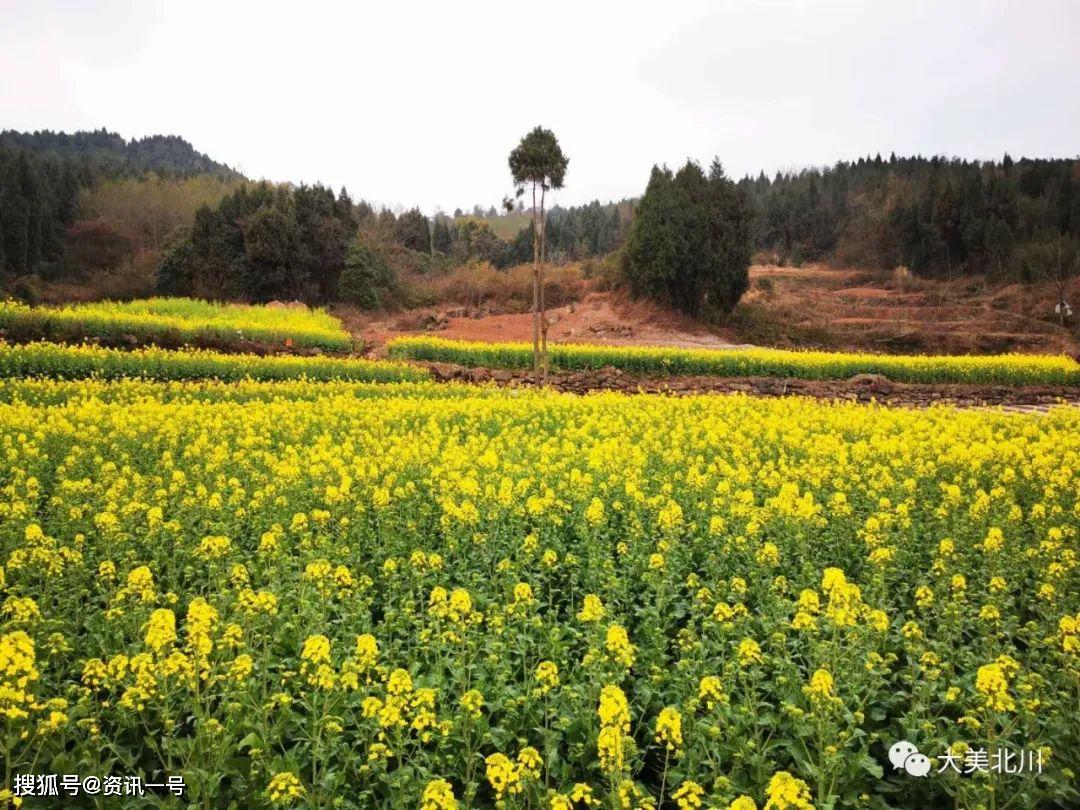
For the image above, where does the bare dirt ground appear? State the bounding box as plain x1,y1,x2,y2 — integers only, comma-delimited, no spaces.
345,263,1079,359
740,264,1079,356
332,263,1080,409
420,362,1080,412
352,292,748,358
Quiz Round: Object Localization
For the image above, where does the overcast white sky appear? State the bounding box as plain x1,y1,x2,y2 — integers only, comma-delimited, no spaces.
2,0,1078,213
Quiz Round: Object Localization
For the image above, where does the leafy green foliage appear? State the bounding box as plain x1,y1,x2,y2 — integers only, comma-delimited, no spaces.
624,160,753,316
0,147,77,275
159,182,358,303
746,154,1080,276
508,127,569,191
155,229,196,296
0,130,241,279
338,239,395,310
431,217,453,255
452,220,510,267
395,208,431,253
0,128,240,180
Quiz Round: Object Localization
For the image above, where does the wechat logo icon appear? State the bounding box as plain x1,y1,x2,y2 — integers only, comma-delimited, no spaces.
889,741,932,777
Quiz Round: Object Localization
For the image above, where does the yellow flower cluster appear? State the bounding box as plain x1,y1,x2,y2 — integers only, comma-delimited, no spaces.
604,623,636,668
0,631,38,720
672,780,705,809
460,688,484,718
737,638,764,667
698,675,728,711
1061,613,1080,654
655,706,684,753
0,340,425,384
421,778,457,810
975,660,1016,713
265,772,305,805
429,587,477,625
0,375,1076,807
484,747,542,800
534,661,560,695
597,684,631,776
764,771,814,809
0,296,351,349
388,335,1080,384
144,608,177,652
802,669,841,710
577,594,605,622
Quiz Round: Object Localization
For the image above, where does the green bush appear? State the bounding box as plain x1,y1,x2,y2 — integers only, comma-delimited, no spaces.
339,240,394,310
624,160,753,316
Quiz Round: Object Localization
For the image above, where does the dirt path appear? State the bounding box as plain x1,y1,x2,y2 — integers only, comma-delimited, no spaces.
351,265,1078,359
356,291,751,357
421,362,1079,411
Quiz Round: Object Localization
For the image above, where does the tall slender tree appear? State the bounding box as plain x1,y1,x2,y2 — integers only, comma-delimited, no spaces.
508,126,568,379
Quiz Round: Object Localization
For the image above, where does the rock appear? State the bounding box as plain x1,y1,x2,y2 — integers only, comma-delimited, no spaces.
848,373,893,393
420,313,450,331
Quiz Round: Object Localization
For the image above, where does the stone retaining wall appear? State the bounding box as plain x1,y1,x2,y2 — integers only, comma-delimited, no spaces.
423,363,1080,410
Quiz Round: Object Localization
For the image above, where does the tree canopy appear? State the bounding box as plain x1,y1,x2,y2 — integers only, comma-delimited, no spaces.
624,159,753,316
509,127,569,193
0,129,241,279
155,181,359,303
743,154,1080,276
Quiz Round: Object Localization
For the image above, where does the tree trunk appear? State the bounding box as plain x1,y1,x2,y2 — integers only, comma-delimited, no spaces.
1056,240,1066,327
539,184,548,382
531,182,540,376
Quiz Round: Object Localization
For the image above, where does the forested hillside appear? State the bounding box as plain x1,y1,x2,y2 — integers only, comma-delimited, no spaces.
0,129,240,180
3,128,1077,311
0,129,241,279
472,154,1080,282
462,200,631,266
742,154,1080,276
157,182,362,303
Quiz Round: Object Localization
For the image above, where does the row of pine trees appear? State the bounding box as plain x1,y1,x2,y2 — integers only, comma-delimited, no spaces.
743,153,1080,276
3,130,1078,306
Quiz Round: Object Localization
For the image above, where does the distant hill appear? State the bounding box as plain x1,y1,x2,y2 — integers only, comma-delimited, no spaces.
455,199,634,263
454,211,532,241
740,153,1080,276
0,128,244,279
0,128,243,180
